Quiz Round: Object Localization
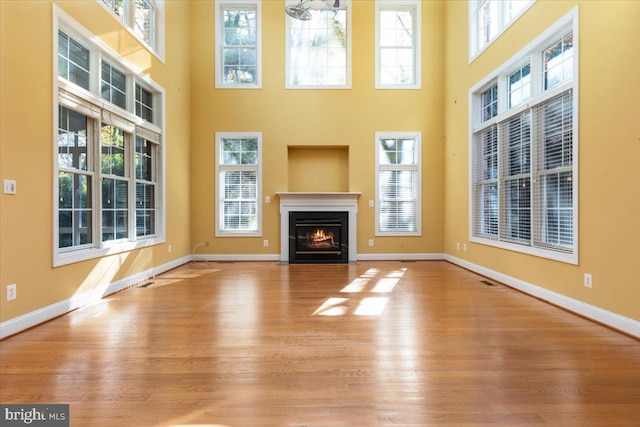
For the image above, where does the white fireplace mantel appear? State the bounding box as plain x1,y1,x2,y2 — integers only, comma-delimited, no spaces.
276,192,361,263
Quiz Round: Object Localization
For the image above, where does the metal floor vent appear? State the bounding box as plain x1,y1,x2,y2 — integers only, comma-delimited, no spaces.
138,281,155,288
480,280,497,286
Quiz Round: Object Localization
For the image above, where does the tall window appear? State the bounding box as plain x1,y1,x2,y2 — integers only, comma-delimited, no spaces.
215,133,262,236
469,0,535,60
375,0,421,89
470,9,577,263
286,1,351,88
55,9,164,266
375,132,421,235
99,0,163,56
215,0,261,88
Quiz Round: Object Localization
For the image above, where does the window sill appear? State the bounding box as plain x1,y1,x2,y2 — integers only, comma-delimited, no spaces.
470,236,578,265
54,237,165,267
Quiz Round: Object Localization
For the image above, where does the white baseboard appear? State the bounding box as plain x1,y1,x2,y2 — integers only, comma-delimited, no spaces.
444,254,640,338
0,255,191,340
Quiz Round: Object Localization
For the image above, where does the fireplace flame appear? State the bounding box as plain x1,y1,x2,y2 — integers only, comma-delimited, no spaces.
309,229,334,247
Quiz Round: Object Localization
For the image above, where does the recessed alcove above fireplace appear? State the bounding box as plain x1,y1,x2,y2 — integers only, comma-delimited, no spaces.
277,192,361,264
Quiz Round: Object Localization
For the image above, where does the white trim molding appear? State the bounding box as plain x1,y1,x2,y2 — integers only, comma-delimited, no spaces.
0,255,190,340
276,192,361,263
445,254,640,339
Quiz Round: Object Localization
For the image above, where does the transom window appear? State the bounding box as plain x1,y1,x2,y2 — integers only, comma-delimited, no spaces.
215,133,262,236
469,0,535,60
375,0,421,89
58,31,90,91
286,0,351,89
99,0,164,56
470,8,578,264
375,132,422,236
508,62,531,108
215,0,261,88
101,61,127,109
55,7,164,266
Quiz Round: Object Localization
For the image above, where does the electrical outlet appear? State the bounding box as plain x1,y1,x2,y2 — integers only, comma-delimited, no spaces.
456,242,460,250
368,200,374,208
3,179,16,195
168,244,172,253
463,244,467,252
265,196,270,203
584,273,592,288
7,284,16,301
263,240,269,247
368,239,374,247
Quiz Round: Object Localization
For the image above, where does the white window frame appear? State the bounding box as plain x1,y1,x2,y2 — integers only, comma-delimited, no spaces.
285,0,352,89
97,0,165,62
375,0,421,89
215,132,262,237
53,5,166,267
375,131,422,236
469,0,536,63
469,7,579,264
215,0,262,89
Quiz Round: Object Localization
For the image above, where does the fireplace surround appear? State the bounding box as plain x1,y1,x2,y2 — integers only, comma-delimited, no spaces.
277,192,360,264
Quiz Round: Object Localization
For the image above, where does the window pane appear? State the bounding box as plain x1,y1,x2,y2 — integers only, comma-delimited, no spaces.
58,172,93,248
101,124,126,176
135,85,154,122
222,8,257,84
508,63,531,108
58,31,90,90
58,106,89,171
544,32,573,90
378,7,416,86
289,9,348,86
134,0,154,46
480,84,498,122
379,138,416,165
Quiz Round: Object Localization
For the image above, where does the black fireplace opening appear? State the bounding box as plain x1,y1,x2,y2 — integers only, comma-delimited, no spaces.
289,211,349,264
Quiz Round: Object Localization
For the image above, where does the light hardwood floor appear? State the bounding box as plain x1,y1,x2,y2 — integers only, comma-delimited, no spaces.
1,261,639,426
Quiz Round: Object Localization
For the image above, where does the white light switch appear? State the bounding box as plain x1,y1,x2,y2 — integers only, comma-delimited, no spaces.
3,179,16,195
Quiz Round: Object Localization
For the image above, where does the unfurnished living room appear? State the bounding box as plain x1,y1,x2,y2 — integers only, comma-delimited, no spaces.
1,0,639,426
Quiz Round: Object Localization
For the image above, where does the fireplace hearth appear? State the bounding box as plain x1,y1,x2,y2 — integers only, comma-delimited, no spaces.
289,211,348,264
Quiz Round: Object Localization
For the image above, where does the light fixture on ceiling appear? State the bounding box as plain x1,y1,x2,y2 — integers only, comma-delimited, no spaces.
285,0,341,21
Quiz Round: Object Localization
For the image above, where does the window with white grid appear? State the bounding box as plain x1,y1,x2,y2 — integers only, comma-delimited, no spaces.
215,0,261,88
375,0,421,89
375,132,421,236
216,133,262,236
470,8,577,263
286,0,351,88
55,7,164,266
99,0,163,56
469,0,535,61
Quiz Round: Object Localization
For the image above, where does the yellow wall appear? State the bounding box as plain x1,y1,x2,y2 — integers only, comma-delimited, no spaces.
0,0,191,323
189,0,445,256
287,146,350,192
444,0,640,321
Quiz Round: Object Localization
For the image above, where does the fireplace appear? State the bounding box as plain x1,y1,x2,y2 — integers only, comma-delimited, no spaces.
290,211,348,264
276,192,361,264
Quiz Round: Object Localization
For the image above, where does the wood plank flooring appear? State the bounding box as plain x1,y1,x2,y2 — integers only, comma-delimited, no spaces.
1,261,639,426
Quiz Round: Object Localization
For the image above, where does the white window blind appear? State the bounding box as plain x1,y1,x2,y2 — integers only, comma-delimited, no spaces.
216,133,262,236
472,89,573,254
376,133,421,235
